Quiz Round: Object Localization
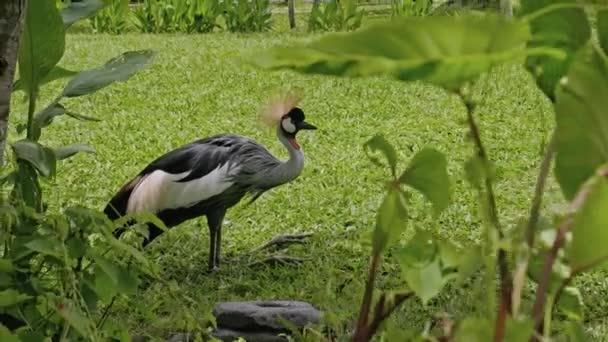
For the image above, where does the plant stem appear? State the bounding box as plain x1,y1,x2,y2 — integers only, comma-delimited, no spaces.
365,291,413,339
525,130,557,248
460,93,513,341
26,89,36,140
353,252,381,342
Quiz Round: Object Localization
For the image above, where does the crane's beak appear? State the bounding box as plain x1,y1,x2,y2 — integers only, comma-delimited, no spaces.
299,121,317,130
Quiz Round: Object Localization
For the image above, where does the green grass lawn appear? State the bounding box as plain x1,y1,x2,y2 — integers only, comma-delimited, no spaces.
8,15,608,341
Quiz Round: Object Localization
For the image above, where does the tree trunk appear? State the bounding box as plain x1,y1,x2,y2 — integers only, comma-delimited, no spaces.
0,0,27,167
288,0,295,29
500,0,512,16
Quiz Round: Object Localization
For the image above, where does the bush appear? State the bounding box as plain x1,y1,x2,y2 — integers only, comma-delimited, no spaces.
221,0,273,33
308,0,364,32
133,0,221,33
391,0,433,17
90,0,131,34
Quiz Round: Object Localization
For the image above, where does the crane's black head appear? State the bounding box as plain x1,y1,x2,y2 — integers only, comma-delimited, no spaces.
280,107,317,137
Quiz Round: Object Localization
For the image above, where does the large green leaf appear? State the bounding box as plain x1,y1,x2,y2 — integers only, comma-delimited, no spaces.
569,173,608,270
363,134,398,178
399,148,450,215
0,289,32,308
0,325,19,342
13,66,78,93
11,140,57,178
250,14,532,90
54,144,96,161
372,188,408,253
62,50,156,97
554,44,608,199
25,238,63,259
60,0,106,28
92,254,139,295
56,300,93,337
18,0,66,99
598,9,608,56
520,0,590,100
402,258,443,305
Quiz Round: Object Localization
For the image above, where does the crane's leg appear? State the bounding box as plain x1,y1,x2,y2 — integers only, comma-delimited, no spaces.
206,209,226,272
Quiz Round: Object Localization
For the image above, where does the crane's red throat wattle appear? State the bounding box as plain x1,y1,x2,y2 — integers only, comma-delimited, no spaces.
289,138,300,150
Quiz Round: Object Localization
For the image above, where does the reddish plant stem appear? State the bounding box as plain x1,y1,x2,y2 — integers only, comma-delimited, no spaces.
462,96,513,341
353,253,381,342
531,218,572,337
365,292,413,339
526,130,557,248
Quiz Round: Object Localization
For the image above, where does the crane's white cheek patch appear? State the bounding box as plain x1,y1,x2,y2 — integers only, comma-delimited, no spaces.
282,118,296,133
127,164,236,214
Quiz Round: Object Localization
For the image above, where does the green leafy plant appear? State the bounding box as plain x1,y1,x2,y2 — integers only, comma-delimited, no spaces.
132,0,221,33
391,0,434,17
89,0,130,34
251,1,608,340
308,0,364,32
221,0,273,33
0,0,159,339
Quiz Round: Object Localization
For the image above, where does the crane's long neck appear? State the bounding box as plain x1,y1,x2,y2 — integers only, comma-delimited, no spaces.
264,125,304,187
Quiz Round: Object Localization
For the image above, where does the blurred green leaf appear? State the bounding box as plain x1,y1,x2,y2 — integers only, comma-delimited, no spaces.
565,321,590,342
0,260,14,273
569,173,608,270
504,317,534,342
251,14,532,91
395,230,437,268
62,50,156,97
32,103,66,140
0,325,19,342
437,239,461,269
520,0,590,100
453,317,493,342
0,289,32,308
56,300,92,337
11,140,57,178
17,331,45,342
18,0,66,99
92,253,139,295
373,188,408,253
402,258,443,305
61,0,106,28
12,161,42,211
25,238,63,259
363,134,398,178
400,148,450,215
93,265,118,302
557,286,584,321
455,246,482,285
599,9,608,56
55,144,96,161
554,44,608,200
13,66,78,93
528,250,570,293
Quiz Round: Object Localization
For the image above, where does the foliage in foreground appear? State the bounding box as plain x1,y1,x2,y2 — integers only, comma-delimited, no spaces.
0,1,181,340
252,0,608,340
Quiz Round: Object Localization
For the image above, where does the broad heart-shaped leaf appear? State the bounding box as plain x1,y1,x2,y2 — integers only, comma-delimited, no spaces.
372,187,408,253
557,286,584,321
18,0,66,99
250,14,531,91
13,66,78,93
0,289,32,307
91,253,139,295
399,148,450,215
520,0,590,100
54,144,96,161
453,318,493,342
504,317,534,342
25,238,63,259
598,9,608,56
554,44,608,200
60,0,106,28
395,229,438,268
569,173,608,270
363,134,398,178
62,50,156,98
402,258,444,305
11,140,57,178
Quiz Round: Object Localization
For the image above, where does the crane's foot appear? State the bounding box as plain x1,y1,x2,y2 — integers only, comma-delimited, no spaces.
251,232,314,253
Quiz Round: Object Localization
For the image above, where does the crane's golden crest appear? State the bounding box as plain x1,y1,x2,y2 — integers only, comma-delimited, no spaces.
259,91,302,127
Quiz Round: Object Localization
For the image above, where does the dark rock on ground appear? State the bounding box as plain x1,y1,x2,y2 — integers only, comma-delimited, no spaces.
213,300,322,332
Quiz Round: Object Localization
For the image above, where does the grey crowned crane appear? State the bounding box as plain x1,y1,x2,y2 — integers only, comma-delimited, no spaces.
103,96,316,271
